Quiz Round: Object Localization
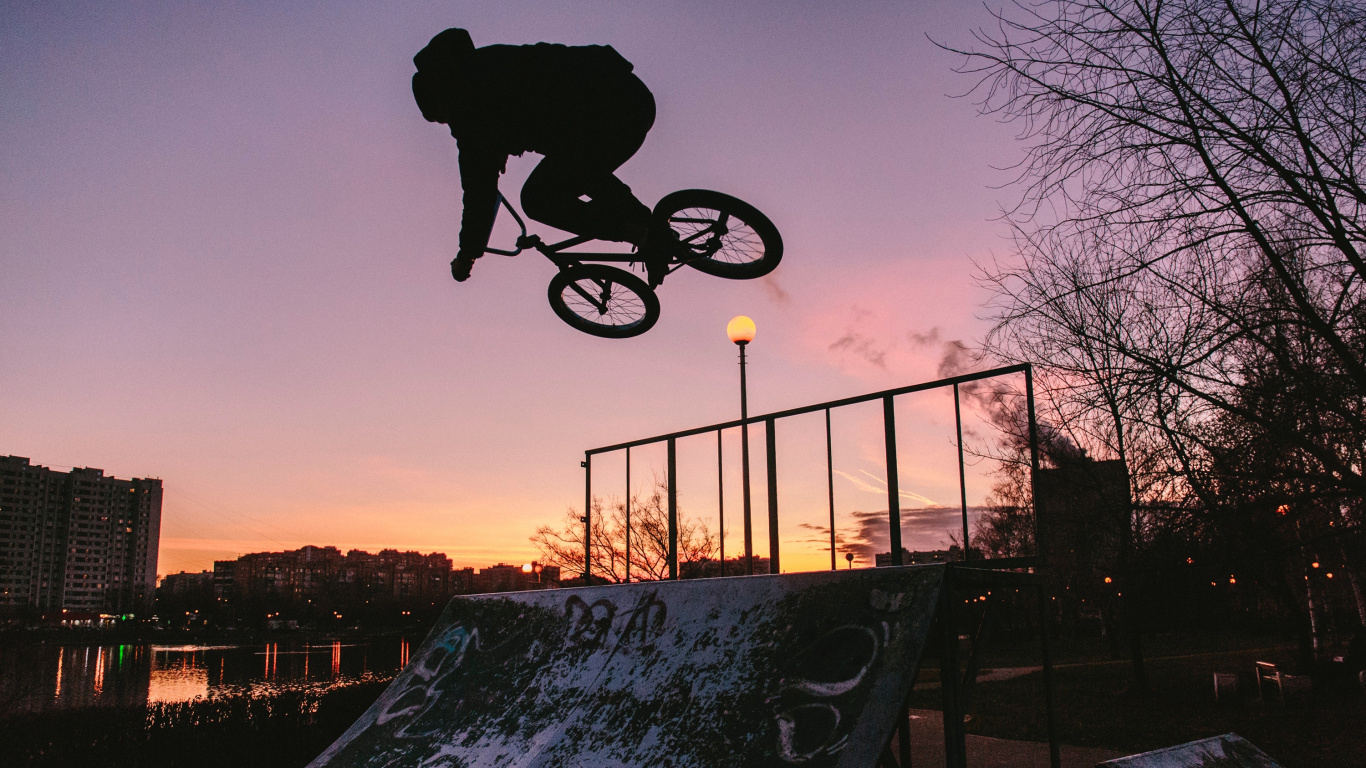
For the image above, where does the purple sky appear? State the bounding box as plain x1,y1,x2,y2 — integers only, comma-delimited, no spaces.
1,1,1027,576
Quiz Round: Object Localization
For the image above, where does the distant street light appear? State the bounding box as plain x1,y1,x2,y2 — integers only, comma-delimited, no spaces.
728,316,756,575
726,315,756,345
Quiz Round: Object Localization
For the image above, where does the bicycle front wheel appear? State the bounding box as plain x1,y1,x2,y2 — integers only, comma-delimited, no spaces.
653,190,783,279
547,265,660,339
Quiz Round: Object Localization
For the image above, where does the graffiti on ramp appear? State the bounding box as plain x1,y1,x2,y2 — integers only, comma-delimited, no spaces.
310,564,945,768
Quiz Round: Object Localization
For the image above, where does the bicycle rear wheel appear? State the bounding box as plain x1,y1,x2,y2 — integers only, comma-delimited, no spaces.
547,265,660,338
653,190,783,279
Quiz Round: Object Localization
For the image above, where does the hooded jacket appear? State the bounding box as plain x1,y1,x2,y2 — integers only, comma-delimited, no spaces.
414,31,641,256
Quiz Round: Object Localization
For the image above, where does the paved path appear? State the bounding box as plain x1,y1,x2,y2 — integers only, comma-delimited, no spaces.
915,666,1038,688
916,646,1295,689
900,709,1125,768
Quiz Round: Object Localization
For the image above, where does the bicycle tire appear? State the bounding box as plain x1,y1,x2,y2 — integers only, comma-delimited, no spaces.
652,189,783,280
547,265,660,339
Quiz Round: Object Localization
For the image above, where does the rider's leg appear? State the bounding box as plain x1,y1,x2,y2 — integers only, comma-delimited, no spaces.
523,157,683,288
521,156,652,245
520,74,656,245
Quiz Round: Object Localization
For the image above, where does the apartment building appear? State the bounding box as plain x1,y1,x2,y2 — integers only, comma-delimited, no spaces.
0,456,162,614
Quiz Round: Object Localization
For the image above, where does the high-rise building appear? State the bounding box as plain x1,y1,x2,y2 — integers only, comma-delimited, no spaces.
1034,456,1130,597
0,456,162,615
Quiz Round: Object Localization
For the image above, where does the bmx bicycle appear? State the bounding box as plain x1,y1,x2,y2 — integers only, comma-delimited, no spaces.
484,189,783,338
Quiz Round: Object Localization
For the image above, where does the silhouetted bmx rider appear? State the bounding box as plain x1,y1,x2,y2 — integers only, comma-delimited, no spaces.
412,28,660,283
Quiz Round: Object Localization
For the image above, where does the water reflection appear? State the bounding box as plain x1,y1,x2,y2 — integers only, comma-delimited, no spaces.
0,637,413,715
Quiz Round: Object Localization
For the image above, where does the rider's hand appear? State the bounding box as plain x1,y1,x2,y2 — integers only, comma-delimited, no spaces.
451,253,477,282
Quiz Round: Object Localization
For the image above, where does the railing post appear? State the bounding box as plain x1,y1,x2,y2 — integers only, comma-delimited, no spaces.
1025,364,1057,768
717,430,725,577
668,437,678,580
740,344,754,575
583,453,592,581
884,396,902,566
954,383,969,561
897,703,914,768
1025,364,1041,554
1038,581,1061,768
939,569,966,768
826,408,836,571
625,446,632,584
766,417,779,574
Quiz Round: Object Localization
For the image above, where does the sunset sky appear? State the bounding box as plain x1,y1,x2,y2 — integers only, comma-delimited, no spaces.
2,1,1030,577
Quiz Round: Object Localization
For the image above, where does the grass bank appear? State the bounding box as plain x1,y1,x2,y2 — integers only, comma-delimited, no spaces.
0,678,391,767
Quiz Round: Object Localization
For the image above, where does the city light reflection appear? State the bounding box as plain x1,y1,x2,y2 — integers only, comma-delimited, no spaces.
2,639,414,715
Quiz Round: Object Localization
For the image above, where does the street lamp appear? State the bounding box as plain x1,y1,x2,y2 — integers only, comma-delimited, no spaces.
727,316,756,575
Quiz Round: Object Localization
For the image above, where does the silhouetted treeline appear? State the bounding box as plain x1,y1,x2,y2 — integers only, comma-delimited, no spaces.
943,0,1366,679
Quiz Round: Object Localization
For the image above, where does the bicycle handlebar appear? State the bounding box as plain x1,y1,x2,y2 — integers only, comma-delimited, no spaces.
483,192,530,256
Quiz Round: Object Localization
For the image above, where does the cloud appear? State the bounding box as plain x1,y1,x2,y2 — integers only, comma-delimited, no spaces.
828,331,887,368
793,522,862,558
908,327,942,347
762,274,791,304
839,506,989,562
936,339,979,378
833,468,944,507
828,307,889,369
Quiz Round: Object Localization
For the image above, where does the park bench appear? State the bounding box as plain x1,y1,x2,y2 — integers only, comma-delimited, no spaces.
1253,661,1310,704
1212,671,1239,703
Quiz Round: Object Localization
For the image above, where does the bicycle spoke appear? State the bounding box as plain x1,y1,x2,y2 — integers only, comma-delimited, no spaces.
667,206,765,266
561,277,647,326
655,189,780,282
567,278,609,313
678,227,711,243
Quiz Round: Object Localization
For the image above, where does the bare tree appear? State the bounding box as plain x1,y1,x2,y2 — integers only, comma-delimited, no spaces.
949,0,1366,660
531,479,717,583
955,0,1366,490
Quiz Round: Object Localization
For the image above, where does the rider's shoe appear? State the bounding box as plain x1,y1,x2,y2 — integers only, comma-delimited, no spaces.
643,228,688,288
645,252,668,288
451,256,475,282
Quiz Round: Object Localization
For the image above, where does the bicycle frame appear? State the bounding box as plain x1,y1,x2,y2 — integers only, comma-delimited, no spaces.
484,193,644,270
478,187,778,337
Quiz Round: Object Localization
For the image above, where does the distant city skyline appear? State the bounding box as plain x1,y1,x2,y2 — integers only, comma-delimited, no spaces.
3,2,1024,578
6,441,995,579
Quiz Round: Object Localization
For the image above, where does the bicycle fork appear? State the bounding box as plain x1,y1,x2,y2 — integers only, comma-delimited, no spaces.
567,277,616,316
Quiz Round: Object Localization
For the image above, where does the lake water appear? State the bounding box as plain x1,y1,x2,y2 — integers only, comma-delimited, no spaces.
0,636,415,715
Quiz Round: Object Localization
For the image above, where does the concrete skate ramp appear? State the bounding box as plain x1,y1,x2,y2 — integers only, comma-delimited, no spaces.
1099,734,1284,768
310,564,945,768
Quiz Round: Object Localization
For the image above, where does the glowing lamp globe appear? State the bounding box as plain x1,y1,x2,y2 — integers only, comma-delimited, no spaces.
727,315,756,345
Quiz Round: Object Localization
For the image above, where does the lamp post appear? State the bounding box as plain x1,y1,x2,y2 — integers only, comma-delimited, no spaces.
727,315,756,575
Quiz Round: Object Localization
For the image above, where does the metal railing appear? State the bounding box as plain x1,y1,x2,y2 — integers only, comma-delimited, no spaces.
581,363,1039,579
